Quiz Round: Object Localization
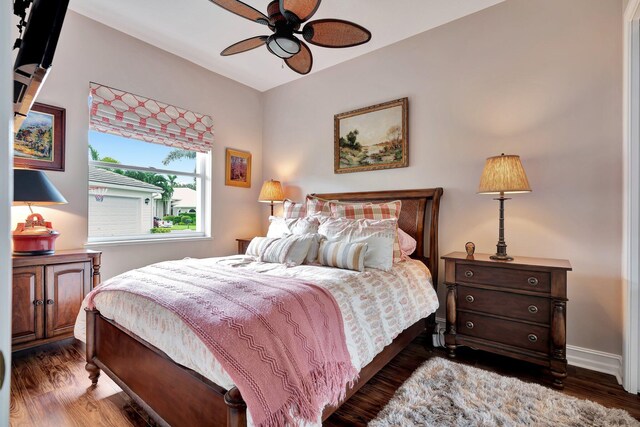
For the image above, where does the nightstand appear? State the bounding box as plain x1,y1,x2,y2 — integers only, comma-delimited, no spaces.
236,238,254,255
442,252,572,389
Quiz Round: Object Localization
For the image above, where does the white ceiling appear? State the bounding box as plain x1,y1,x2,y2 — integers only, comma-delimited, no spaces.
68,0,504,92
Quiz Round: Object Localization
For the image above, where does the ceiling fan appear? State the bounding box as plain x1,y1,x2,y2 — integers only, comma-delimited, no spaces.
210,0,372,75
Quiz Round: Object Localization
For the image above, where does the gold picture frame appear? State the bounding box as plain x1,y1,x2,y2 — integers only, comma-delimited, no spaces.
334,97,408,174
225,148,252,188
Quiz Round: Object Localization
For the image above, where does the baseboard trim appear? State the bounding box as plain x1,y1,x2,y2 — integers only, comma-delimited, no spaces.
566,345,623,385
433,317,623,385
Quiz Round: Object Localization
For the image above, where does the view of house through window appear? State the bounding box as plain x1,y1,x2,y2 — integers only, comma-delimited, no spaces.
88,130,208,242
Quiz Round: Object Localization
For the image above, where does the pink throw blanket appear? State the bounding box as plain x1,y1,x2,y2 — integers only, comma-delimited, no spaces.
86,260,358,427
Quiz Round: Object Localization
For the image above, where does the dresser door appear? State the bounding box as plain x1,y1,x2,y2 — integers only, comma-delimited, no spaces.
45,262,91,338
12,266,44,345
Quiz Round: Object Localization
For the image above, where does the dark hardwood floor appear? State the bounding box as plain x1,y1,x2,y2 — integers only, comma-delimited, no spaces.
9,335,640,426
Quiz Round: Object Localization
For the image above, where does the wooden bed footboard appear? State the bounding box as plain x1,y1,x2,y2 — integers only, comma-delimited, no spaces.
85,308,428,427
85,308,247,427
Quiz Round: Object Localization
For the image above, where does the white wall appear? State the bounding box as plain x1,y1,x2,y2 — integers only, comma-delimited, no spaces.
262,0,623,355
14,11,264,280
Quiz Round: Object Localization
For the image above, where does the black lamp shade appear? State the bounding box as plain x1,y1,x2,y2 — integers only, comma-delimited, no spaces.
13,169,67,205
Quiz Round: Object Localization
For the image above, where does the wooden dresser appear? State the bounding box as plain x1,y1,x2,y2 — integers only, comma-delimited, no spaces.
12,249,101,351
442,252,572,388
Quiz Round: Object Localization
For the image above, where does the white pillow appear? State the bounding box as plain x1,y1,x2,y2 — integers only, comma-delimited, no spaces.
266,216,319,238
318,217,397,271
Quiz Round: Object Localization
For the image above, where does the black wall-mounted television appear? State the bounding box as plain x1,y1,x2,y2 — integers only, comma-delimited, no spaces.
13,0,69,129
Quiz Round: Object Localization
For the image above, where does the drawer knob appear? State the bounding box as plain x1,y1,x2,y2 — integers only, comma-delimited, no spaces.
464,270,474,278
465,321,474,329
46,299,54,305
33,300,43,306
528,277,539,286
528,334,538,342
465,295,475,303
528,305,539,314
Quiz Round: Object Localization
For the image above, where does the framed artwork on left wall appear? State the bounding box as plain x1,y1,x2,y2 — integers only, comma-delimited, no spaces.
14,103,66,171
225,148,252,188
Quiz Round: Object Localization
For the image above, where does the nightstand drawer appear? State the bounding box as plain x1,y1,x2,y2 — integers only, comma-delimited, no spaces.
455,264,550,293
457,312,549,353
457,285,550,324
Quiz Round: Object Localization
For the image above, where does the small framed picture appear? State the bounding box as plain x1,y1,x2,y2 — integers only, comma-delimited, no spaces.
14,103,66,171
225,148,251,188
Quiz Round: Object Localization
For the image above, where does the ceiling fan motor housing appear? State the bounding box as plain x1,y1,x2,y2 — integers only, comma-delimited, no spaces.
266,0,301,59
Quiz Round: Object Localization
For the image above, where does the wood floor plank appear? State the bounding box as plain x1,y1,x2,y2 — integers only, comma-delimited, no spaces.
9,336,639,426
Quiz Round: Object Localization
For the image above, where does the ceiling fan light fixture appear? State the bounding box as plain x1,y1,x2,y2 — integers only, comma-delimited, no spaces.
267,34,300,58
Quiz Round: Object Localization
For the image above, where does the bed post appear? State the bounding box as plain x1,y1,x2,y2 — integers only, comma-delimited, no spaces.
426,187,443,336
85,307,101,385
225,387,247,427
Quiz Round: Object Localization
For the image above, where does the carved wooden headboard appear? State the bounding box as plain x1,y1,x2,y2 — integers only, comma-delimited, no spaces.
312,188,444,286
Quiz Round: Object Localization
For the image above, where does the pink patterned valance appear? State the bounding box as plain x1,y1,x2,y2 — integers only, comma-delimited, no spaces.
89,83,214,153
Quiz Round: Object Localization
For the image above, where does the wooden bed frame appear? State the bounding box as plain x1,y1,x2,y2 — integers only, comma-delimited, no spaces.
84,188,443,427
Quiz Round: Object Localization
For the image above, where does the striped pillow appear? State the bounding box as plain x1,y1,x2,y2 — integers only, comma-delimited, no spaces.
245,237,276,256
331,200,403,262
306,195,335,216
283,199,307,219
246,235,314,266
318,240,367,272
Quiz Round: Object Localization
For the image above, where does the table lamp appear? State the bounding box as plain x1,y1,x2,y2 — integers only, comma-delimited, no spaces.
258,179,284,216
478,154,531,261
12,169,67,255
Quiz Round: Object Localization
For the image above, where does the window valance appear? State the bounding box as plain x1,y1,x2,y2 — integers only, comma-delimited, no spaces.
89,83,214,153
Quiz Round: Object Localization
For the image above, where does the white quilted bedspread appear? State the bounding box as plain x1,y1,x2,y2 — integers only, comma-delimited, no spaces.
75,256,438,390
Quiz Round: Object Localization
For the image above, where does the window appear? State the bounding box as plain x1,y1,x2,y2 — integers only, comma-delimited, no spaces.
87,83,213,243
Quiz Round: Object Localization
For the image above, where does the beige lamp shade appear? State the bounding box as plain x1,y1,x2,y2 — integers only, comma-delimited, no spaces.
258,179,284,203
478,154,532,194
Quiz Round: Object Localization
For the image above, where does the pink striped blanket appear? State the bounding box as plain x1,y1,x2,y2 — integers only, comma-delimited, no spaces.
86,261,358,427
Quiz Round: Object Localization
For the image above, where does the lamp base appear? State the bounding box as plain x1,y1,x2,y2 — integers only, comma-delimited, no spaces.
490,253,514,261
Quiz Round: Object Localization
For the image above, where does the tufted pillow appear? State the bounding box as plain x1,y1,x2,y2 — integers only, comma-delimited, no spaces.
318,240,367,272
330,200,402,263
318,217,397,271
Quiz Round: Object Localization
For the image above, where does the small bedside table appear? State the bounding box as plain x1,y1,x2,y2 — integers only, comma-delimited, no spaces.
236,238,254,255
441,252,572,389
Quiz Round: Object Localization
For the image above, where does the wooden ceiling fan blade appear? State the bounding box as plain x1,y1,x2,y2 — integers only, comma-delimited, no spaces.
285,41,313,75
209,0,269,25
221,36,268,56
279,0,321,23
303,19,371,48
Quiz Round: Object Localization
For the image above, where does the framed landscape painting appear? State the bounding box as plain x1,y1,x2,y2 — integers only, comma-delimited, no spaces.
334,97,408,174
14,103,66,171
225,148,251,188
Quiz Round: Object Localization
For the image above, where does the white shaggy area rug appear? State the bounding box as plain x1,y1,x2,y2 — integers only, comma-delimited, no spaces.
369,357,639,427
